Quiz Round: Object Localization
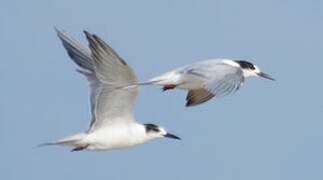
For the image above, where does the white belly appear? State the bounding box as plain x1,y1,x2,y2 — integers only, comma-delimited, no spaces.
85,124,147,151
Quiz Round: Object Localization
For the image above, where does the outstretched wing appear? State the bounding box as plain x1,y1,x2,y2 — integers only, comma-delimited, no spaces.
184,61,244,106
55,28,94,71
56,28,99,127
84,31,138,132
56,28,138,132
186,89,214,107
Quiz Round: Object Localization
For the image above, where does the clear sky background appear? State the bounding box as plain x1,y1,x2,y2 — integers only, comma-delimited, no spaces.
1,0,323,179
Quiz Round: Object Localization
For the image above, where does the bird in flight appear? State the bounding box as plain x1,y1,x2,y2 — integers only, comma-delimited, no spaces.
142,59,275,106
44,28,180,152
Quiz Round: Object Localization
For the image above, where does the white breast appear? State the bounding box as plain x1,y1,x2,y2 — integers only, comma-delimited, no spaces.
85,123,147,151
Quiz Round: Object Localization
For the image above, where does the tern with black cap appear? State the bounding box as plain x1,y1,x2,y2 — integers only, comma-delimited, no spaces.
142,59,275,106
43,29,180,152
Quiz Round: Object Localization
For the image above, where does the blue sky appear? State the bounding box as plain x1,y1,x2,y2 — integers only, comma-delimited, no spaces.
1,0,323,179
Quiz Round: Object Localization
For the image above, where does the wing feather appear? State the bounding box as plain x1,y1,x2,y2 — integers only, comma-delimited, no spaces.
182,62,244,105
84,31,138,132
56,28,99,127
56,29,138,132
186,89,214,107
204,65,244,97
55,28,94,71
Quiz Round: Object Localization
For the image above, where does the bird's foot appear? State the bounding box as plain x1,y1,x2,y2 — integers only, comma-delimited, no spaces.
162,84,176,91
71,145,89,152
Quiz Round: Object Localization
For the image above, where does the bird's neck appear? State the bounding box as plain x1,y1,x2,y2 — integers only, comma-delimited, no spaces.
129,123,155,145
242,69,257,78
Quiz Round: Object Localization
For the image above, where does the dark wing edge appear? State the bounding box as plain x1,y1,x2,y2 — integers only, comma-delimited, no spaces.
186,88,215,107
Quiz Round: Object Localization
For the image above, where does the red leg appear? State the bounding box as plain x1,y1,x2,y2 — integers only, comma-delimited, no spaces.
163,84,177,91
71,145,88,152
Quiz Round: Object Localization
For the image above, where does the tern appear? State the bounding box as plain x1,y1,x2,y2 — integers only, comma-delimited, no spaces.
45,29,180,152
142,59,275,106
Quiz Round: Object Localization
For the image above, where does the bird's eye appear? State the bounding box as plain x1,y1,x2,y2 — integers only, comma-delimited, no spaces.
145,124,160,133
152,128,160,132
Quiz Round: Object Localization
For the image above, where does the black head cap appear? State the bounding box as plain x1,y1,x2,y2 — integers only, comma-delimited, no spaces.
144,124,181,140
144,124,160,133
236,60,255,70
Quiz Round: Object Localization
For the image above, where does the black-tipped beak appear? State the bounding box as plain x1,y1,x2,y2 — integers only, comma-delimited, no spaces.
258,72,275,81
164,133,181,140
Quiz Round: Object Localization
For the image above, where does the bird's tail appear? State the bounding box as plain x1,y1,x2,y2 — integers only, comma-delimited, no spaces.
138,80,165,86
116,80,164,90
137,71,179,86
39,133,87,148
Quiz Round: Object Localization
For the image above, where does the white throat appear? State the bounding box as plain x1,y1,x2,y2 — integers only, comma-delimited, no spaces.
242,69,256,78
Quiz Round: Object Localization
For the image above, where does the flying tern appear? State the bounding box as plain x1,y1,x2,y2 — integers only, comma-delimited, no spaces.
45,29,180,152
143,59,275,106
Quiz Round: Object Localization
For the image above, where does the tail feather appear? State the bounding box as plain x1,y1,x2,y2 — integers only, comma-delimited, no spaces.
116,78,177,92
116,80,163,90
137,80,164,86
39,133,87,148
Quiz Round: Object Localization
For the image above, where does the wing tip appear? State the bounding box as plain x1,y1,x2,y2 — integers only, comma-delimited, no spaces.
55,27,68,40
54,26,59,33
83,30,100,55
83,30,91,37
185,101,193,107
185,100,199,107
84,30,95,43
84,30,97,44
83,31,128,66
83,31,101,43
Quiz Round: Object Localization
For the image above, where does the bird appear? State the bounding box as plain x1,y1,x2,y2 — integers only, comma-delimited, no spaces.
142,59,275,106
44,28,180,152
